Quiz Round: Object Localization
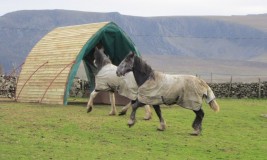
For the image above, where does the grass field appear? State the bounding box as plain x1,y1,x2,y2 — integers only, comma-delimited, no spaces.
0,99,266,160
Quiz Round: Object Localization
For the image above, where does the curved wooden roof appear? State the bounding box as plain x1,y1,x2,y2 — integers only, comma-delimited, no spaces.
16,22,138,105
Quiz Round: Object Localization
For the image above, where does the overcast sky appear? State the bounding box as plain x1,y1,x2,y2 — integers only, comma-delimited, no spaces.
1,0,267,17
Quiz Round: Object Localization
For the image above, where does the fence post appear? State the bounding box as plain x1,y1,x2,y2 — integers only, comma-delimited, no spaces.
82,80,85,93
210,72,213,83
258,78,261,98
228,75,232,97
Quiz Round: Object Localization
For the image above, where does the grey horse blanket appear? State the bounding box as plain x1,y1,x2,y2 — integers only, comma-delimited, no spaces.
138,72,215,110
95,64,137,100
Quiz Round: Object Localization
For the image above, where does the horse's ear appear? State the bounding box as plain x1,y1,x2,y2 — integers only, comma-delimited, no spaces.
129,51,135,58
99,47,105,53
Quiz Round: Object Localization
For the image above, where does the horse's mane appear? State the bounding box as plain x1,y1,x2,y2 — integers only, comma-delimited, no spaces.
94,48,111,71
133,55,154,79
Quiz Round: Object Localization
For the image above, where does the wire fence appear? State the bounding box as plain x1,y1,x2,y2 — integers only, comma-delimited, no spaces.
195,73,267,83
162,71,267,83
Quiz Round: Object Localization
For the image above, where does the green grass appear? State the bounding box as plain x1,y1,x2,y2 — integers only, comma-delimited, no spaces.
0,99,267,160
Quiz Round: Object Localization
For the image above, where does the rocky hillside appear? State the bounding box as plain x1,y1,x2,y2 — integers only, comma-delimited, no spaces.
1,10,267,79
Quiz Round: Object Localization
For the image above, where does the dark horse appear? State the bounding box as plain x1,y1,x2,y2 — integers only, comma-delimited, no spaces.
116,52,220,135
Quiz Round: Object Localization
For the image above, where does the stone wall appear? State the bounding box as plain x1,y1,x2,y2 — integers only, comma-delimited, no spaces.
0,75,17,98
69,77,89,97
71,80,267,99
72,80,267,99
208,81,267,98
1,76,266,99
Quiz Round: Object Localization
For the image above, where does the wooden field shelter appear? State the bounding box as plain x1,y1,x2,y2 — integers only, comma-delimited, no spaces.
16,22,140,105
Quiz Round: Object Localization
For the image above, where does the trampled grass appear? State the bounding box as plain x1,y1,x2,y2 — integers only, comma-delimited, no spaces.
0,99,266,160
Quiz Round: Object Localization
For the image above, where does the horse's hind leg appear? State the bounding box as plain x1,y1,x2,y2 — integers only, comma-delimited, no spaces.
191,108,204,136
109,92,117,115
143,105,152,120
153,105,166,131
86,90,99,113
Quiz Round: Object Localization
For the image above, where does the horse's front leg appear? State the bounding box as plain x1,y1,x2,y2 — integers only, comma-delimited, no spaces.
119,102,131,116
109,92,117,116
120,101,152,120
153,105,166,131
128,100,145,127
119,100,136,116
86,90,99,113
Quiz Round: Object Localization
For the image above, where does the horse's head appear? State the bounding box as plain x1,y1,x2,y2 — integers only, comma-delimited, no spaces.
116,51,135,77
93,47,111,70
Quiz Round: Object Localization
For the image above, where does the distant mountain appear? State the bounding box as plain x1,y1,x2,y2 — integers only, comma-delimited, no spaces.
1,10,267,76
208,14,267,33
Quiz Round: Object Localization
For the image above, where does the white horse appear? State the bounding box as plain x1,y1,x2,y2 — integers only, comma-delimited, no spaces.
86,47,152,120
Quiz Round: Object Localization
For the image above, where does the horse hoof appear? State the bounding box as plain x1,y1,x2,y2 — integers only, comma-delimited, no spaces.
157,124,166,131
190,130,201,136
109,112,116,116
128,119,135,128
128,123,135,128
143,112,152,120
190,133,200,136
119,111,126,116
87,107,92,113
143,115,152,120
157,128,165,131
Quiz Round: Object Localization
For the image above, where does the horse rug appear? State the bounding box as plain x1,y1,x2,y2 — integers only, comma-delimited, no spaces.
138,72,215,110
95,63,138,100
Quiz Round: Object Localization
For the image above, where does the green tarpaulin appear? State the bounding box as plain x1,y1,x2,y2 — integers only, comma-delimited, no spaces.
64,22,140,105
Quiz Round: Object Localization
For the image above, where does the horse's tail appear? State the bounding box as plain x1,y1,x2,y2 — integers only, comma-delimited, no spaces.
206,87,220,112
209,99,220,112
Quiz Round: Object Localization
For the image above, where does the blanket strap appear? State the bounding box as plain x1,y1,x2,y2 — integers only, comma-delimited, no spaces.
161,96,180,105
107,83,116,92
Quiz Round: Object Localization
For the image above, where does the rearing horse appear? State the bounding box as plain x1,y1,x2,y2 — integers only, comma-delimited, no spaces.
86,47,152,119
116,52,220,135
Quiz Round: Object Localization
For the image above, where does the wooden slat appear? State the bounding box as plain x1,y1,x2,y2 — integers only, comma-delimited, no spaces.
16,22,109,104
